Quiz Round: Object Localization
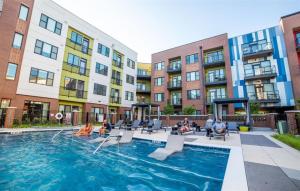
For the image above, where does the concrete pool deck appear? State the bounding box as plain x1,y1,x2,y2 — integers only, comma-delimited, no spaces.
1,127,300,191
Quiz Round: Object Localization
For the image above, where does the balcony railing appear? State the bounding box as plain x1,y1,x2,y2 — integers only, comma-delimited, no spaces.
136,86,151,93
110,96,121,104
205,74,226,86
137,71,151,80
242,41,273,60
206,94,227,105
111,78,122,86
167,65,182,73
59,86,88,99
244,65,276,80
112,59,123,69
66,39,92,56
63,62,90,76
247,90,280,103
167,81,182,90
168,98,182,106
203,54,225,68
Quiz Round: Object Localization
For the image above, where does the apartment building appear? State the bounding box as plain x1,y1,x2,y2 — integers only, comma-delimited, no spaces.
136,62,151,104
0,0,137,123
151,12,300,114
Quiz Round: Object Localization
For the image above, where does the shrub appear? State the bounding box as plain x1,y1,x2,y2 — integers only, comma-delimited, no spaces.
183,106,196,115
163,104,175,115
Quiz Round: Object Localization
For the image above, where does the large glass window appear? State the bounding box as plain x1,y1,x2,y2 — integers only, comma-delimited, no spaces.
187,89,201,100
154,93,164,102
29,68,54,86
19,4,29,21
34,39,58,60
95,63,108,76
125,91,134,101
204,50,224,64
23,101,50,122
186,71,200,81
70,31,83,45
39,14,62,35
12,33,23,49
186,53,199,64
127,58,135,69
126,74,135,85
97,43,110,57
154,77,164,86
155,62,164,71
93,83,107,96
6,63,17,80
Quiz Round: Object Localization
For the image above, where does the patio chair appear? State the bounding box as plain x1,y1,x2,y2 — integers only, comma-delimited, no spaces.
148,135,185,161
125,120,141,130
209,126,226,141
141,120,163,134
111,120,124,129
227,122,239,134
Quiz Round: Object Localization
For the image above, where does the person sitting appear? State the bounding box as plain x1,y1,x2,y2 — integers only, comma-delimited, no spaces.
213,118,226,134
205,118,214,137
99,119,111,136
74,123,93,136
180,118,190,133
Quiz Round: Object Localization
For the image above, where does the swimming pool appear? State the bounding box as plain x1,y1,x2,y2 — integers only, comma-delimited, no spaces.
0,132,229,191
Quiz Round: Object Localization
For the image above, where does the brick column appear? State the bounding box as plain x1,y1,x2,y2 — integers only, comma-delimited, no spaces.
72,111,79,126
4,107,16,128
285,111,299,135
267,113,277,129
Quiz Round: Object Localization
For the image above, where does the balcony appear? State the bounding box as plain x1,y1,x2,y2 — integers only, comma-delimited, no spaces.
167,81,182,90
136,86,151,94
203,54,225,68
242,41,273,61
66,38,92,56
112,59,123,69
206,94,227,105
244,65,276,80
59,87,87,99
296,37,300,52
168,98,182,107
247,90,280,103
167,65,182,74
111,78,122,86
205,75,227,86
63,62,90,77
137,71,151,80
110,96,121,104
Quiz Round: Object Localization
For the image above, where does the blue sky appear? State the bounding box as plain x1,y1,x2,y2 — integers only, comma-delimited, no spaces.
52,0,300,62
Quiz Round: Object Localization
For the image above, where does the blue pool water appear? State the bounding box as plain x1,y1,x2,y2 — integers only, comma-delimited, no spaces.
0,132,229,191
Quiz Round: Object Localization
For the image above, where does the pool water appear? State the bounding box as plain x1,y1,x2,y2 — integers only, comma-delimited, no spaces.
0,132,229,191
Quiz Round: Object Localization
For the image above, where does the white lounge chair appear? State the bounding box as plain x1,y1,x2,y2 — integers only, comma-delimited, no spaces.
148,135,185,161
118,131,134,144
89,129,120,143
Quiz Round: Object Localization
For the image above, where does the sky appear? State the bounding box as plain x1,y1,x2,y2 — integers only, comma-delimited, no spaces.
52,0,300,63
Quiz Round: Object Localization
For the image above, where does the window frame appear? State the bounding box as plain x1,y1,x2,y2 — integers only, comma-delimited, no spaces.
187,89,201,100
34,39,58,60
97,43,110,57
29,67,54,86
95,62,108,76
126,74,135,85
127,58,135,69
39,13,62,35
154,77,164,86
186,71,200,82
18,4,29,21
93,83,107,96
6,63,18,80
12,32,23,49
154,93,164,102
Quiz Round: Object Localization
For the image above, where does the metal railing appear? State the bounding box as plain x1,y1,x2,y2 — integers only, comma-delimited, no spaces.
111,78,122,86
247,90,280,101
112,59,123,69
205,74,226,83
244,65,276,78
137,71,151,78
66,38,92,56
63,62,90,76
167,65,182,73
242,41,272,55
168,80,182,89
204,54,224,64
110,96,121,104
136,86,151,92
60,86,88,99
206,94,227,104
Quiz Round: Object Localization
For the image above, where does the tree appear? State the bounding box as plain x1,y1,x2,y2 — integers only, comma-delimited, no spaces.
250,102,260,114
183,106,196,115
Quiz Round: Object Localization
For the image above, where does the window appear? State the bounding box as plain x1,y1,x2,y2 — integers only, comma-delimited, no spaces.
186,71,200,81
187,89,201,100
70,31,83,45
126,74,135,85
6,63,17,80
93,83,107,96
34,40,58,60
67,53,80,66
137,69,148,76
154,93,164,102
186,53,199,64
12,33,23,49
95,63,108,76
19,4,29,21
127,58,135,69
97,43,110,57
155,62,164,71
296,32,300,46
23,101,50,121
154,77,164,86
125,91,134,101
39,14,62,35
0,99,10,108
204,50,224,63
29,68,54,86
